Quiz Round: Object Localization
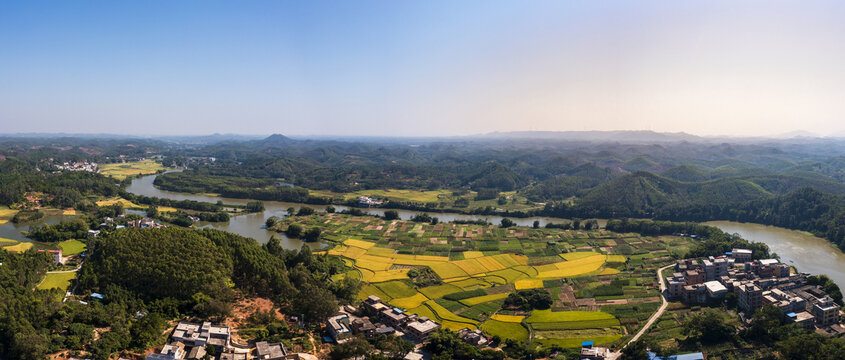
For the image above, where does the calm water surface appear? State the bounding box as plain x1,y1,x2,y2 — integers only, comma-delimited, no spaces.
707,221,845,286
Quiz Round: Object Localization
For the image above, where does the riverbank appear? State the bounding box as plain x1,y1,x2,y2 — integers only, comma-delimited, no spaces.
706,221,845,287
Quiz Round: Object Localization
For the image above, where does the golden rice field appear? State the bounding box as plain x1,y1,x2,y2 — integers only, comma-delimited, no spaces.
96,198,143,209
308,212,671,350
98,159,166,180
0,208,18,225
37,272,76,291
2,240,33,252
514,279,544,290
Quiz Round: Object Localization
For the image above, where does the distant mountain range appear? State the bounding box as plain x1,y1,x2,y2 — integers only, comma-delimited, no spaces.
476,130,703,143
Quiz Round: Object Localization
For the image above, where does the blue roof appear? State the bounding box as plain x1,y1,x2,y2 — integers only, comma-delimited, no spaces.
725,252,733,255
787,312,797,318
91,293,103,299
582,341,594,346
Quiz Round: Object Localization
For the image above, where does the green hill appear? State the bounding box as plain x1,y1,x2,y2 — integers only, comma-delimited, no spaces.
661,165,710,182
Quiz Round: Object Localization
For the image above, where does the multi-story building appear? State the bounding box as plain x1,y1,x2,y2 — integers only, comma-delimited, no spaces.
737,283,764,313
813,296,841,326
684,269,705,285
731,248,753,262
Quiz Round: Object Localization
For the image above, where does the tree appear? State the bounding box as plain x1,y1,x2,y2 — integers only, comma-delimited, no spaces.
500,218,515,228
533,220,540,228
265,216,280,228
293,284,337,322
246,201,265,212
326,205,336,213
330,336,372,360
682,310,735,345
287,207,296,216
621,338,650,360
146,205,158,218
285,224,303,238
303,227,322,242
383,210,399,220
296,206,315,216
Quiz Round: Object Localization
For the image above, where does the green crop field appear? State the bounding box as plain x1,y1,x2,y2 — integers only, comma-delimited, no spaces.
58,239,86,256
308,213,685,348
482,320,529,342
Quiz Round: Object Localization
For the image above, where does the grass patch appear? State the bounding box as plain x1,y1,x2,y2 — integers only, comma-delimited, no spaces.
58,239,86,256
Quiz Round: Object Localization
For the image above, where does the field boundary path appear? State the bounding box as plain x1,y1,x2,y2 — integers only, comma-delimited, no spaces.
607,263,673,360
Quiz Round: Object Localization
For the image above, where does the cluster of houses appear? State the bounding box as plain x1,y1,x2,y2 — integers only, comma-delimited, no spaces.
356,196,384,207
126,217,166,229
144,322,314,360
327,295,442,343
666,249,843,334
55,161,98,172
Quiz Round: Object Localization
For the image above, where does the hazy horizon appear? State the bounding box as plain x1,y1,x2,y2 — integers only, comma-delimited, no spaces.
3,1,845,137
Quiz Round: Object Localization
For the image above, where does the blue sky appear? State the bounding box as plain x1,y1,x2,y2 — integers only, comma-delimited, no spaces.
2,1,844,137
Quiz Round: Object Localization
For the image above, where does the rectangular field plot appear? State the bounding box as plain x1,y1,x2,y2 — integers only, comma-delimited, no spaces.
527,309,618,323
449,278,490,290
488,268,530,283
344,238,376,249
536,255,606,278
514,279,544,290
459,293,509,306
490,314,525,323
534,333,622,348
453,259,488,275
482,320,529,342
428,262,469,279
463,251,484,259
475,256,506,272
390,293,429,309
369,269,410,282
560,251,602,260
375,281,419,299
419,283,463,299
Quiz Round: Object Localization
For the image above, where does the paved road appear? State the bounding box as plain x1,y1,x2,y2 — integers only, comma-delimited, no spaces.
607,263,673,360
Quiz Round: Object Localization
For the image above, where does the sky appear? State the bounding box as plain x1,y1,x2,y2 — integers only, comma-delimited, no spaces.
2,1,845,137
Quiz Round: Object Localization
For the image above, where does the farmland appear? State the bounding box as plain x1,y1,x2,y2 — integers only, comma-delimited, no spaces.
308,188,541,212
0,207,18,225
37,272,76,291
58,239,86,256
285,212,690,349
98,159,166,180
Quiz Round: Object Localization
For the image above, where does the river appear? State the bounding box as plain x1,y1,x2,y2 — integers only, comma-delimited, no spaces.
125,173,595,248
706,221,845,287
114,174,845,284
